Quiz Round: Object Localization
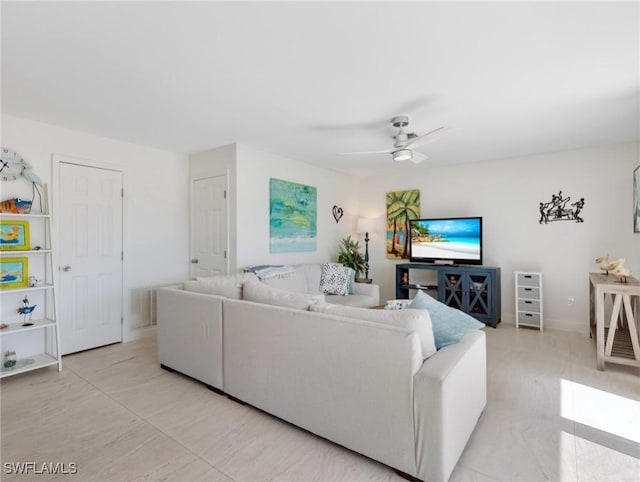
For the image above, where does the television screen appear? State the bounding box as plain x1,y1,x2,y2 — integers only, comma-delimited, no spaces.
409,217,483,265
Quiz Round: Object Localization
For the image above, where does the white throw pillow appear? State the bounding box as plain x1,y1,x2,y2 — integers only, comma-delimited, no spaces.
310,303,437,360
184,272,258,299
319,263,350,296
243,280,325,310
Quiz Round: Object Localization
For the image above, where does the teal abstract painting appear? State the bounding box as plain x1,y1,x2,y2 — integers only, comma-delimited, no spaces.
270,178,317,252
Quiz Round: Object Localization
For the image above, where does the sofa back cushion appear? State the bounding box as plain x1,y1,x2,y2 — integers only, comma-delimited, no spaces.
310,303,436,360
183,272,258,299
243,280,324,310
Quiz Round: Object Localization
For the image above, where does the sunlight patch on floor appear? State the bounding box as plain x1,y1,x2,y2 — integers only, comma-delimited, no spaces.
561,378,640,443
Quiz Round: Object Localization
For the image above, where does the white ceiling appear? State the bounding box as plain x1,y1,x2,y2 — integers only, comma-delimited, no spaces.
2,1,638,176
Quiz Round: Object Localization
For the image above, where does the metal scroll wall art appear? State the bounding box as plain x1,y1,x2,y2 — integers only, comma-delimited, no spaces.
539,190,585,224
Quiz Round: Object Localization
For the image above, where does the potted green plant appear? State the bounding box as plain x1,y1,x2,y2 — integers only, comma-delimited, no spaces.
337,235,366,278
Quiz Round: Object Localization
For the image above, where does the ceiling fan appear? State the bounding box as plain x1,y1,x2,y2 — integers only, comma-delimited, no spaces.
342,116,447,163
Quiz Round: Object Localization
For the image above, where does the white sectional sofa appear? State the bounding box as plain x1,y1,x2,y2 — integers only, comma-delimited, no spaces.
157,265,486,481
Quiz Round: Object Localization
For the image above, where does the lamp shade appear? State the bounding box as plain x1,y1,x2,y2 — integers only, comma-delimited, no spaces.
357,217,377,234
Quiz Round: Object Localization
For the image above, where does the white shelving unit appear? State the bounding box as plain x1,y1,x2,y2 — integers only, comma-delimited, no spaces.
514,271,543,331
1,194,62,378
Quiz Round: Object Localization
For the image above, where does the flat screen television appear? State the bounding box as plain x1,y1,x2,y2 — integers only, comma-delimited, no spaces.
409,216,483,265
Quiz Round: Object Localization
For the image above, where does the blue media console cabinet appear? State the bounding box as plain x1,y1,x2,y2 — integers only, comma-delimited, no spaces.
396,263,501,327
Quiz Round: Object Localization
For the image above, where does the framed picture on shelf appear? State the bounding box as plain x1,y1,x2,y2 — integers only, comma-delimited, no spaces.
0,220,30,251
0,257,28,289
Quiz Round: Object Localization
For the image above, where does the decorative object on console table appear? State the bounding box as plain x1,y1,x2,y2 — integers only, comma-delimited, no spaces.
357,217,376,279
514,272,543,331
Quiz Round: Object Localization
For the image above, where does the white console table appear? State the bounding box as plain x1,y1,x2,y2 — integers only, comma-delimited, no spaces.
588,273,640,371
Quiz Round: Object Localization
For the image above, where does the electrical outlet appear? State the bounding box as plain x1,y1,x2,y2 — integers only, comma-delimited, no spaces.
568,297,575,307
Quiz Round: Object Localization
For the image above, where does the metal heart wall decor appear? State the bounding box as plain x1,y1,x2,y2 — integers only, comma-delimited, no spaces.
332,205,344,224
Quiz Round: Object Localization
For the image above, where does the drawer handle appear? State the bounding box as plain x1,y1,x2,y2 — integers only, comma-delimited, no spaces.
524,300,532,304
525,313,533,317
524,275,532,279
524,288,532,291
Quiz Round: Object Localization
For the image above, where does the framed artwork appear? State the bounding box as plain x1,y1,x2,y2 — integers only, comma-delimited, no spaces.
0,220,30,251
386,189,420,259
634,165,640,233
0,257,28,289
269,178,317,252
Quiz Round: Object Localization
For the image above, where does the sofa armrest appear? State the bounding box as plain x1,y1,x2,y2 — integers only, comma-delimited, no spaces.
157,287,224,390
354,282,380,303
412,330,486,482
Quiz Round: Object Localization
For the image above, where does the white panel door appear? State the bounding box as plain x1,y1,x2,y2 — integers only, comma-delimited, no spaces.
191,175,228,278
58,163,123,355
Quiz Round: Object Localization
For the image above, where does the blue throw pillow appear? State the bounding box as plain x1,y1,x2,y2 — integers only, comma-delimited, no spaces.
409,290,484,349
345,267,356,294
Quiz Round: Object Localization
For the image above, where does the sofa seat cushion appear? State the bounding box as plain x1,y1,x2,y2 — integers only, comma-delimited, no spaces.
310,303,436,360
184,272,258,299
326,294,377,308
243,280,324,310
409,290,484,349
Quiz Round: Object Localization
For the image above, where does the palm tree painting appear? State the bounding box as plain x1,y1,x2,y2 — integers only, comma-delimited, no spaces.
386,189,420,259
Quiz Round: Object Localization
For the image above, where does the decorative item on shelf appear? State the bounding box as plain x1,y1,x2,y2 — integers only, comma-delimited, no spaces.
0,257,28,289
538,190,585,224
0,323,7,330
402,272,409,285
386,189,420,259
3,350,17,369
357,217,376,279
0,220,30,251
332,205,344,223
28,276,41,287
337,235,366,279
0,197,32,214
0,148,44,212
17,296,37,325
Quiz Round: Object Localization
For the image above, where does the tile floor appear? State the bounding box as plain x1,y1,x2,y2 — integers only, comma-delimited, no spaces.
1,324,639,482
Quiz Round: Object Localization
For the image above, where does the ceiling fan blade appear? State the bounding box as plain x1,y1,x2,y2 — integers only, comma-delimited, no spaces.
405,126,449,149
340,148,393,155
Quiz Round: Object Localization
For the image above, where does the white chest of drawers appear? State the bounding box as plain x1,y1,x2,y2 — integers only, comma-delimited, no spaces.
514,272,543,331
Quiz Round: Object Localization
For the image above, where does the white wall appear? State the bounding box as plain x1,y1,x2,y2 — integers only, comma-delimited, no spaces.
357,142,640,332
1,115,190,339
235,144,359,268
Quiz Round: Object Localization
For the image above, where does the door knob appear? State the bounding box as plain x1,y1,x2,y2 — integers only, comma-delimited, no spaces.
191,258,199,264
61,265,72,272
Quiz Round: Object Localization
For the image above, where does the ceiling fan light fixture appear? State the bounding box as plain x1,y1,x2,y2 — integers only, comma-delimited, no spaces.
393,149,412,162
